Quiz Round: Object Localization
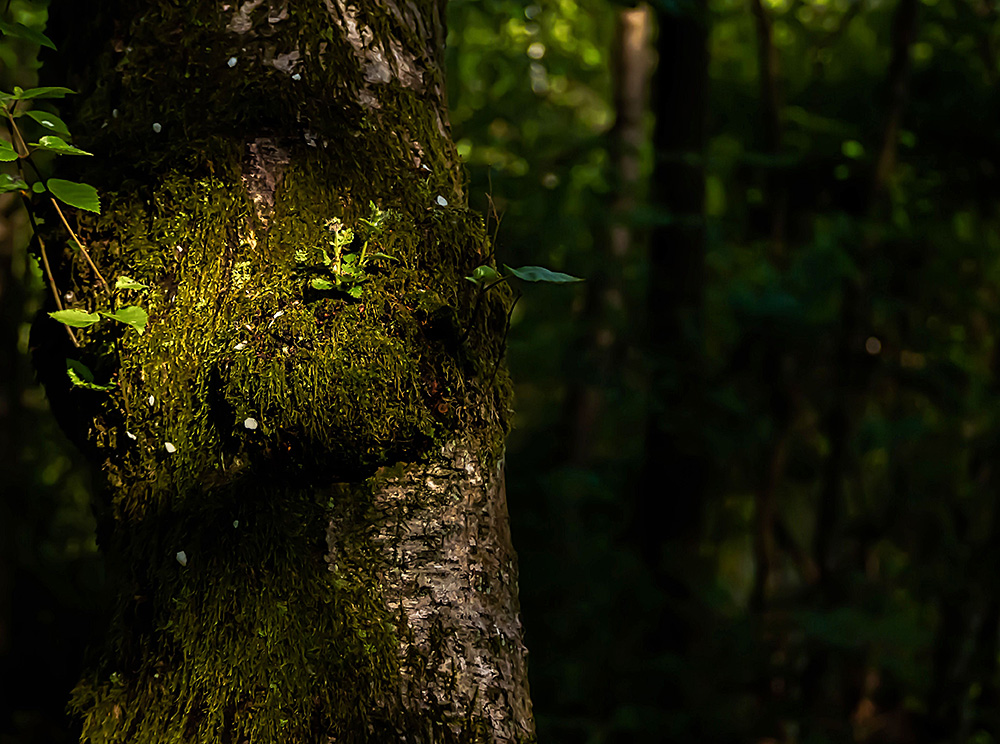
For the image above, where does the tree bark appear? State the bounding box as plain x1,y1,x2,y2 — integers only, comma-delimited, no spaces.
36,2,534,742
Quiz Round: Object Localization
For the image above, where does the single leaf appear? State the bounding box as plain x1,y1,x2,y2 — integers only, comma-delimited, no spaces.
466,265,502,285
66,359,116,391
310,277,334,290
24,109,71,135
0,20,56,50
368,252,398,263
49,308,101,328
0,139,18,162
67,358,94,383
31,135,92,156
101,306,148,335
12,86,75,100
347,285,363,298
115,275,149,290
504,265,584,283
48,178,100,213
0,174,28,193
31,181,45,193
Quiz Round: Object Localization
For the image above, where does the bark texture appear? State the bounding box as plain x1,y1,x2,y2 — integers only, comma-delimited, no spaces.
36,2,533,742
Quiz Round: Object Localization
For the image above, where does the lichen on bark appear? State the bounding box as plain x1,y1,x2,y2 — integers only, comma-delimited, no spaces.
35,2,533,742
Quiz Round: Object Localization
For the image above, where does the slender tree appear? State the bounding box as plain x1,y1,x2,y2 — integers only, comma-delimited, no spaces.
31,2,534,742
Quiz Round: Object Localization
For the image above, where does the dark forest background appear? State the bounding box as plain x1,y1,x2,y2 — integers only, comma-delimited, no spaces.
4,0,1000,742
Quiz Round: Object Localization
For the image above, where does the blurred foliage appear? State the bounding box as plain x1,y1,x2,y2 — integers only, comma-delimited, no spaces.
450,0,1000,742
7,0,1000,742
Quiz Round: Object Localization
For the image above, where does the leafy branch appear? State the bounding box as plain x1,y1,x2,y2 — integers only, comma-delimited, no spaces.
0,14,145,388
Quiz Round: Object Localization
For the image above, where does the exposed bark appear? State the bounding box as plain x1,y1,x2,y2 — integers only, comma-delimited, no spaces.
36,2,533,742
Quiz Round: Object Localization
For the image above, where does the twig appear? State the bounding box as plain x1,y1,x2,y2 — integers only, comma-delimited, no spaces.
50,196,108,289
487,289,520,388
36,229,79,347
4,115,79,346
459,275,509,345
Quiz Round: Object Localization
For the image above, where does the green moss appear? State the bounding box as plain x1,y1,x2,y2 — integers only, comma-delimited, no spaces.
70,479,402,744
61,140,510,516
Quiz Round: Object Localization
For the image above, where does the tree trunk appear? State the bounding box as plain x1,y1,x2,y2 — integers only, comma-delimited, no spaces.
36,2,534,742
565,4,651,467
638,0,709,563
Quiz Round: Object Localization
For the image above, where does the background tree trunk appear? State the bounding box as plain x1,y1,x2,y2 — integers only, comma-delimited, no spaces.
37,2,534,742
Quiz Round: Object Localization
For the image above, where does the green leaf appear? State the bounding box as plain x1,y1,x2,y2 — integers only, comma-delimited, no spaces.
368,252,398,263
334,227,354,248
31,135,92,156
49,308,101,328
504,265,584,283
347,285,363,299
115,275,149,291
466,265,502,285
311,277,334,290
24,109,71,135
31,181,45,193
9,86,75,101
0,20,56,50
48,178,100,213
101,306,148,335
0,139,18,162
66,359,116,391
0,174,28,193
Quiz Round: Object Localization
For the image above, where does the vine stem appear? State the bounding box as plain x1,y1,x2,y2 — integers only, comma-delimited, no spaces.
6,113,109,292
4,111,79,346
33,218,80,347
49,196,108,289
459,275,509,345
487,289,521,388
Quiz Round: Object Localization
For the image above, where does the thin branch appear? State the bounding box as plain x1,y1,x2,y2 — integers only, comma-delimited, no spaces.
35,227,79,347
50,196,108,290
487,289,520,388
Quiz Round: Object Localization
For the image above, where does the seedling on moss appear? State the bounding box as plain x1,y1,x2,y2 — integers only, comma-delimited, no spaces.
304,208,399,298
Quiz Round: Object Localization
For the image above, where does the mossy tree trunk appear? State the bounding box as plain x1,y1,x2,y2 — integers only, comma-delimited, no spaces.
34,2,533,742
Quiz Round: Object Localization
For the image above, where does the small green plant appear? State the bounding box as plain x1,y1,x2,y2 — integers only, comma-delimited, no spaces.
0,11,146,391
300,203,398,299
462,262,582,383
